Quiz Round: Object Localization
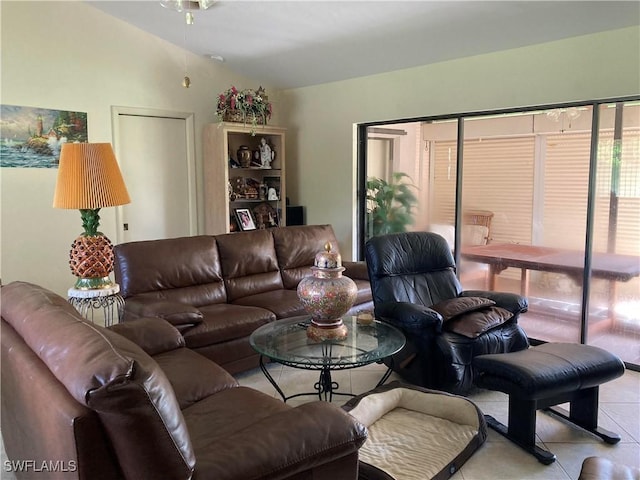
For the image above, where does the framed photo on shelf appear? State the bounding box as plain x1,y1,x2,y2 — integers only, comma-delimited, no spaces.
234,208,257,231
234,208,256,232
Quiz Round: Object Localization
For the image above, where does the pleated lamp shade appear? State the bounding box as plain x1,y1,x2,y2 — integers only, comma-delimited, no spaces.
53,143,130,290
53,143,130,209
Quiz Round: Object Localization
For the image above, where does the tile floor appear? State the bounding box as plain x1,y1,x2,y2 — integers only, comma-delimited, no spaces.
1,364,638,480
235,362,640,480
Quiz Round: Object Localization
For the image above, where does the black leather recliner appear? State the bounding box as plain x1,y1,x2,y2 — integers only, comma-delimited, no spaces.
365,231,530,394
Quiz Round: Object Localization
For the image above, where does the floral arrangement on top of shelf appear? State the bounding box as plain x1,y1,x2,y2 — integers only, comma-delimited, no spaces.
216,85,272,135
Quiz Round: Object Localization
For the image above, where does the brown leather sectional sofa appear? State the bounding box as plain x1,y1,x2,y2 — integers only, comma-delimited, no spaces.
1,281,368,480
114,225,373,374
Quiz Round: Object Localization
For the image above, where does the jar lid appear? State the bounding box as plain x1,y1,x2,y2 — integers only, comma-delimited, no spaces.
314,242,342,269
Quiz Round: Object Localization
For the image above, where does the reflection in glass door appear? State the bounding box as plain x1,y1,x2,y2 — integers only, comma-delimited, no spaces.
363,125,422,244
589,102,640,364
453,110,591,344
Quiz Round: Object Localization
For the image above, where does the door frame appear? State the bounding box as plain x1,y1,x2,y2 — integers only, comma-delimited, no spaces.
110,106,198,244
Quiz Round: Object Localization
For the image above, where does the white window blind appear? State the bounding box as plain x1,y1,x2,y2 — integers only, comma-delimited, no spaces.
544,130,640,256
431,136,535,246
461,137,535,245
542,133,591,249
430,141,457,225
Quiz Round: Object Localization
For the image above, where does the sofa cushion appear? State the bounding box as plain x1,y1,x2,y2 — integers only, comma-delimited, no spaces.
182,304,275,348
184,387,367,480
153,347,239,409
272,225,340,289
343,261,370,281
353,278,375,306
1,282,196,480
122,298,203,326
109,317,186,356
216,229,284,301
114,235,228,305
232,289,306,319
131,285,229,312
183,386,291,442
189,336,262,375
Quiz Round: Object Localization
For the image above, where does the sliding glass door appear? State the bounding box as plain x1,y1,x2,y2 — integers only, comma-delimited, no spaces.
358,97,640,368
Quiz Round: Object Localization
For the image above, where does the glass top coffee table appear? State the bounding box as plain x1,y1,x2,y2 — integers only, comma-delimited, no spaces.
249,315,405,402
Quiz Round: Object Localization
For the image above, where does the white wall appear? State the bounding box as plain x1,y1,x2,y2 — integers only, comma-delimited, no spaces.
281,26,640,259
0,1,280,295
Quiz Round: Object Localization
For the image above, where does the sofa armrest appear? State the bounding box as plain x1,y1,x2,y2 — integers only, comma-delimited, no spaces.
342,261,369,281
375,301,443,334
460,290,528,316
197,402,367,480
109,317,185,356
124,297,203,327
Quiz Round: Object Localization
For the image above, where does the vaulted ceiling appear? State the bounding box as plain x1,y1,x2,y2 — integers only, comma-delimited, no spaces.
88,1,640,89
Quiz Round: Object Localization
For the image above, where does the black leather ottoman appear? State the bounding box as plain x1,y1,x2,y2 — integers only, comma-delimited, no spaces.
473,343,625,464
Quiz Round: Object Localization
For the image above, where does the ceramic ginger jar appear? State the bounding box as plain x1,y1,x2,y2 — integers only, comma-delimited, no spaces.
236,145,252,167
297,242,357,341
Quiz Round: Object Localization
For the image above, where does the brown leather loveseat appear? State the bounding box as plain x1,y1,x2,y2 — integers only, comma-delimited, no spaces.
114,224,373,374
1,281,367,480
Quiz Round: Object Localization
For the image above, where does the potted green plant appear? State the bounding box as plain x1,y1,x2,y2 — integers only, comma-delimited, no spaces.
216,85,272,134
366,172,418,239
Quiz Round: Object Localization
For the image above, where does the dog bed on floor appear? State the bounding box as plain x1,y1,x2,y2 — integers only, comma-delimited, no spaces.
343,382,487,480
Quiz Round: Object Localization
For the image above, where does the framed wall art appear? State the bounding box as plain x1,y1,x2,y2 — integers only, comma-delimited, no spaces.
0,104,88,168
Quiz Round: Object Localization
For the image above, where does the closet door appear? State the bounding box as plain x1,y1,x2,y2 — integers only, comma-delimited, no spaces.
112,107,197,243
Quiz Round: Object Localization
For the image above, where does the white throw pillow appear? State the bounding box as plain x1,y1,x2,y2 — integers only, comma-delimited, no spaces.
427,224,455,251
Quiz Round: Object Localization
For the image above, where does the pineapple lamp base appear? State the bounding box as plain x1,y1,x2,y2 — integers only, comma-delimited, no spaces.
69,209,116,290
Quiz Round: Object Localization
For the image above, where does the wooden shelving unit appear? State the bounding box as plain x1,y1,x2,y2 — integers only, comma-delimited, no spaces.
203,122,286,234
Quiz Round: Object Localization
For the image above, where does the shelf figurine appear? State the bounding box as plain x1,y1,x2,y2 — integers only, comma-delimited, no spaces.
260,137,274,168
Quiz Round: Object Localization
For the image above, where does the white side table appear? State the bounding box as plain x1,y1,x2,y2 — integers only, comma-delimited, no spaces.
68,284,124,327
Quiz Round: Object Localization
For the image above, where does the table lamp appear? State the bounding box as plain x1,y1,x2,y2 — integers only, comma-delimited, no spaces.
53,143,130,289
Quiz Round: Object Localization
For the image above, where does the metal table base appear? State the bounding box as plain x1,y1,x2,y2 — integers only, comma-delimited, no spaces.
259,355,395,403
